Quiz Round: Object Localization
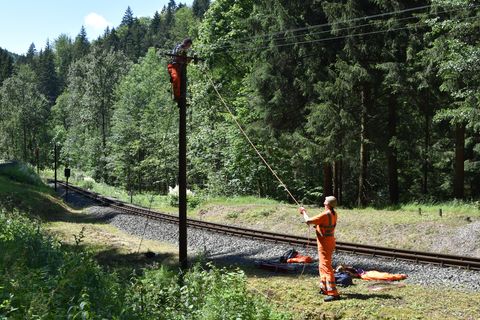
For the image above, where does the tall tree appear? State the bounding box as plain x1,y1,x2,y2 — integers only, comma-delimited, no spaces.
120,6,135,27
192,0,210,18
25,43,37,64
73,26,90,60
0,47,14,85
0,65,48,162
36,41,59,105
425,0,480,199
53,34,73,90
110,48,176,192
64,47,131,179
148,11,164,48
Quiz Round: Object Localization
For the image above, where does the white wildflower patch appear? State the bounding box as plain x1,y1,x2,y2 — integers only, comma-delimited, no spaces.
82,176,95,189
168,185,194,197
168,185,199,208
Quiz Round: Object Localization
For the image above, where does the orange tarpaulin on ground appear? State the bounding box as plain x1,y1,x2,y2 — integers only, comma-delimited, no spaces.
360,270,407,281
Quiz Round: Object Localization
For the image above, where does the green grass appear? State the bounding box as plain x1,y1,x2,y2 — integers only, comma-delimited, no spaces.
0,161,43,186
0,165,67,220
246,271,480,320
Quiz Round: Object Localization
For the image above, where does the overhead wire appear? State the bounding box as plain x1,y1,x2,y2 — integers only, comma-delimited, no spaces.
151,4,477,59
192,3,478,54
212,14,479,54
193,4,433,51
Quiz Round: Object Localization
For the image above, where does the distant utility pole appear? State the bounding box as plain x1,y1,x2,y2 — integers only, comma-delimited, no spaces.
54,144,58,192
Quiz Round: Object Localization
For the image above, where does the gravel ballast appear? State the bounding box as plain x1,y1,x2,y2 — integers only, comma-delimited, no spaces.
55,185,480,293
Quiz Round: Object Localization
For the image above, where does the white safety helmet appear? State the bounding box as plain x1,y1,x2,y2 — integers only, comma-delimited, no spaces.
324,196,337,208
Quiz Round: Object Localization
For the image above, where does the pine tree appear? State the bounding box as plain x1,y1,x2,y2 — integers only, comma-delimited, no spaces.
104,27,120,51
423,0,480,199
165,0,177,28
36,41,59,105
25,43,37,64
53,34,73,91
120,6,134,27
148,11,165,48
192,0,210,18
73,26,90,60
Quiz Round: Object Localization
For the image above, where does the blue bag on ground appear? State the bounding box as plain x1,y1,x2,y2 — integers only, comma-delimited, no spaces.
335,272,353,286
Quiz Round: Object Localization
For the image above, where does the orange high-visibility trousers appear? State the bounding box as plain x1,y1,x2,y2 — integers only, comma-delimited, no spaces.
167,63,181,100
317,235,338,296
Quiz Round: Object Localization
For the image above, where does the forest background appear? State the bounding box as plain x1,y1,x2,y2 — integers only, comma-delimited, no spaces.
0,0,479,207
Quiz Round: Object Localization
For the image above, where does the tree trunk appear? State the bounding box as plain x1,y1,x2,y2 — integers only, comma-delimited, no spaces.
101,112,107,150
453,123,465,199
358,87,368,207
387,95,399,204
323,162,333,200
422,112,430,194
333,159,342,204
23,124,27,162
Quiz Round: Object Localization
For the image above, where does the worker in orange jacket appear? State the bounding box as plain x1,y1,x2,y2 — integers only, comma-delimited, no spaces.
167,38,193,101
300,196,340,302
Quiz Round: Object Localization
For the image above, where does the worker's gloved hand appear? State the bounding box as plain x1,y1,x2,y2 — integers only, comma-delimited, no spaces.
299,206,310,223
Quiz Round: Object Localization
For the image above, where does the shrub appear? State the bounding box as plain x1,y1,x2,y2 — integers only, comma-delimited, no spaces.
0,210,124,319
125,264,290,320
80,176,95,190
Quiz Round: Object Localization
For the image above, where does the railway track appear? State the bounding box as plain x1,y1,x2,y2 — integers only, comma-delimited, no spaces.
53,180,480,271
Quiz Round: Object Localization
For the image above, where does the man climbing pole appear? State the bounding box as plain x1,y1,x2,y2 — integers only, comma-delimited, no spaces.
300,196,340,302
167,38,193,101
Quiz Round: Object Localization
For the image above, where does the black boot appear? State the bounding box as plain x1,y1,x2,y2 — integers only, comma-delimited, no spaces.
324,295,340,302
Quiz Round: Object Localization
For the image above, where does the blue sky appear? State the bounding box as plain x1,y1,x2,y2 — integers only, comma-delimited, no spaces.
0,1,193,55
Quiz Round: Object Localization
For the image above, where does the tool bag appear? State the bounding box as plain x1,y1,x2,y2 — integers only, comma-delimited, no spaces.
279,248,298,263
334,272,353,286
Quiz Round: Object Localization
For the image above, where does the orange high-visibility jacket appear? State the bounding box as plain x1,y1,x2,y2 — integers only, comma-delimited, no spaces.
167,64,181,99
306,208,337,238
306,208,338,296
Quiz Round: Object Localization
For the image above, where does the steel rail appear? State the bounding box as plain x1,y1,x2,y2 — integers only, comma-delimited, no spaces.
52,180,480,271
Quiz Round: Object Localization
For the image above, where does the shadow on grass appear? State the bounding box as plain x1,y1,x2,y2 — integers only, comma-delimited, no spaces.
95,248,178,269
340,292,396,300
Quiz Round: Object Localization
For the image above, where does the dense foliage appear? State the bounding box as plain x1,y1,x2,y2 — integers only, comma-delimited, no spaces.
1,0,479,206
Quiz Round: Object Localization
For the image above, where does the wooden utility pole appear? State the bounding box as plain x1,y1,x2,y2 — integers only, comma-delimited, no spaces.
164,51,203,271
54,144,58,191
178,62,188,271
